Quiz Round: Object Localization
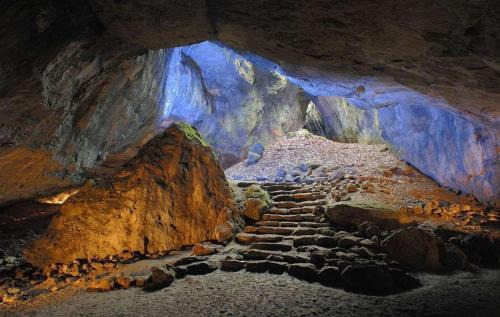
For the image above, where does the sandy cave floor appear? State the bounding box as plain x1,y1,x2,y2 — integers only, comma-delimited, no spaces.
3,269,500,317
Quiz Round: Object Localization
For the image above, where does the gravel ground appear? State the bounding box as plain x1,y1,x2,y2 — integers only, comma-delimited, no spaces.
4,270,500,317
225,130,485,223
226,130,401,180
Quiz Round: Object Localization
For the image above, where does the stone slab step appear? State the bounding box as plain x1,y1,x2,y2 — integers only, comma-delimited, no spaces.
269,206,320,215
255,220,298,227
245,260,289,274
261,184,302,192
244,226,294,235
272,192,325,202
255,221,330,228
273,200,326,209
293,235,337,248
249,242,293,252
291,227,319,236
236,181,258,188
244,226,319,236
235,232,284,245
262,213,318,222
268,188,321,196
241,249,310,263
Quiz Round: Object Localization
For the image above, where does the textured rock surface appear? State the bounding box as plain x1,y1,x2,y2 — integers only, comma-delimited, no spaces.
24,123,236,267
313,96,498,206
382,227,442,272
0,37,169,204
325,200,416,230
162,41,306,167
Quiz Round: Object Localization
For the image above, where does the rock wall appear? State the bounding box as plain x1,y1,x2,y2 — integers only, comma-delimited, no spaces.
312,96,498,206
0,38,169,205
162,41,307,167
24,123,236,268
313,96,384,144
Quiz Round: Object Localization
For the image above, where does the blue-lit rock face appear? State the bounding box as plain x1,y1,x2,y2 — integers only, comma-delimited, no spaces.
0,37,496,207
313,96,497,206
294,68,498,207
161,41,305,167
158,41,497,206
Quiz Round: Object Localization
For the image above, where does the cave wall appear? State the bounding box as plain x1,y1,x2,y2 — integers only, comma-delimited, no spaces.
312,96,384,144
313,96,498,206
161,41,306,167
0,38,169,205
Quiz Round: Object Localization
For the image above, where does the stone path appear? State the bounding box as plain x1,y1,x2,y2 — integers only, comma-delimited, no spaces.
170,182,421,295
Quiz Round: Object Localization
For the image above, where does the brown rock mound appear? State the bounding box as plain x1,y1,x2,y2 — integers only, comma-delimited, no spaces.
24,123,236,267
381,227,442,272
325,199,416,230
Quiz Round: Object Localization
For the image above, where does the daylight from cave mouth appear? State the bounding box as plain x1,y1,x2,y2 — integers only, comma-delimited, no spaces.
0,1,499,317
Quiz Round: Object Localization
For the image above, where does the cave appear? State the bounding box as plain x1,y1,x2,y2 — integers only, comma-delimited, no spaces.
1,1,500,316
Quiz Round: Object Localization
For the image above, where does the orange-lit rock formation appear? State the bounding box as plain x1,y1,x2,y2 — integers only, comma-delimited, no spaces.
24,123,236,267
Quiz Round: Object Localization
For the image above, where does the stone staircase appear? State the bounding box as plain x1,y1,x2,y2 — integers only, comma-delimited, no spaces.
170,182,422,295
236,182,333,248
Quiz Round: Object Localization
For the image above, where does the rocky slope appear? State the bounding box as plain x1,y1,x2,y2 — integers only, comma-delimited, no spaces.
23,123,237,268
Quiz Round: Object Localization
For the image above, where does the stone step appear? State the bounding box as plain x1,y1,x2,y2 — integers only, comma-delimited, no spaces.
255,220,330,228
245,260,289,274
272,192,325,202
269,206,320,215
255,220,299,227
236,181,258,188
273,200,326,209
235,232,284,245
244,226,319,236
261,182,296,187
244,226,294,235
261,184,302,192
241,249,310,263
249,242,293,252
268,189,321,196
262,213,318,222
257,220,329,227
292,235,337,248
291,227,319,236
487,211,500,222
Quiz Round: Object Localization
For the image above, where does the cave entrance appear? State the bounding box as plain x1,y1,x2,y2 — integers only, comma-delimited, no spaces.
295,101,327,138
157,40,401,185
157,40,492,218
159,41,372,170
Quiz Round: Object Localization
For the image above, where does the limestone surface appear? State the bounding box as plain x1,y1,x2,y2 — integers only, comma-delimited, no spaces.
24,123,236,267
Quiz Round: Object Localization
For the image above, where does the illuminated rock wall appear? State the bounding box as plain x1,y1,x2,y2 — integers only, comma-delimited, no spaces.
313,95,498,206
161,41,306,167
24,123,236,267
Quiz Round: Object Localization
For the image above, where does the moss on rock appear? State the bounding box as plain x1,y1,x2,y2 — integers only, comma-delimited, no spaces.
242,185,272,221
175,122,210,147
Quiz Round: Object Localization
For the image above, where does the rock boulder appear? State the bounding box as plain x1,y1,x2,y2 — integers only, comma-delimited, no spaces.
325,200,416,230
381,227,442,272
24,123,236,267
